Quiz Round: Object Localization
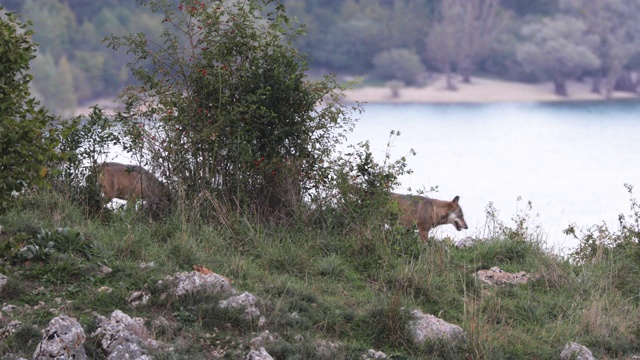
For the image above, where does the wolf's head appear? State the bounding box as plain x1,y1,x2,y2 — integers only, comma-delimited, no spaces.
446,196,468,231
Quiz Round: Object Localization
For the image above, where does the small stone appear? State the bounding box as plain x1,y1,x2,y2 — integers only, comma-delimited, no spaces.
560,342,596,360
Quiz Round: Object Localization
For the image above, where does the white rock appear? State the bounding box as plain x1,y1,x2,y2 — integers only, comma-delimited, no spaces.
407,309,465,346
92,310,170,359
2,304,17,312
164,270,235,297
315,339,341,359
477,266,538,286
0,274,7,292
560,342,596,360
219,292,260,318
32,316,87,360
127,290,151,307
245,347,274,360
362,349,388,359
0,320,22,341
250,330,278,349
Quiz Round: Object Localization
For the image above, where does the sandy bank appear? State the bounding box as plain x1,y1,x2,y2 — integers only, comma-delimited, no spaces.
342,76,639,104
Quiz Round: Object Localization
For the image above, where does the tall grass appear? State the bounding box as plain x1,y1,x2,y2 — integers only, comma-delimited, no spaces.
1,187,640,359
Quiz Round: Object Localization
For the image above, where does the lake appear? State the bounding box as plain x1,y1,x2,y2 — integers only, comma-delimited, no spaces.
344,101,640,253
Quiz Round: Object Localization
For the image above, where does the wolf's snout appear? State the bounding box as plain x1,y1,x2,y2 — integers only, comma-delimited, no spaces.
455,220,468,231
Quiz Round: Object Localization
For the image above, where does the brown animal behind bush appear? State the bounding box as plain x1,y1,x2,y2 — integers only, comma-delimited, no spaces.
98,162,170,216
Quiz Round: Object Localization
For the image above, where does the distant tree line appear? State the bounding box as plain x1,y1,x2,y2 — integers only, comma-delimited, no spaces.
1,0,164,115
3,0,640,115
289,0,640,98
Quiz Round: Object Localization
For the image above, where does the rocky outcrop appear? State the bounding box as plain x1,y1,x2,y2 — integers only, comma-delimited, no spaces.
92,310,171,359
219,291,261,319
0,320,22,342
162,268,235,297
32,316,87,360
407,309,466,346
0,273,7,293
245,347,274,360
560,342,596,360
249,330,278,349
362,349,388,359
476,266,538,286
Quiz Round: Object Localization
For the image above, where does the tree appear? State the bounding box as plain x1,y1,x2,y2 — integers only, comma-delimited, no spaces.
106,0,359,220
426,0,507,88
321,17,385,73
0,7,59,212
561,0,640,99
454,0,508,83
21,0,77,61
373,48,425,85
516,15,600,96
425,7,459,90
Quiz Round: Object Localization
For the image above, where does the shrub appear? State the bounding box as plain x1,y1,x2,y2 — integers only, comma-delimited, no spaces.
53,106,121,216
0,7,61,213
373,48,426,86
106,0,359,221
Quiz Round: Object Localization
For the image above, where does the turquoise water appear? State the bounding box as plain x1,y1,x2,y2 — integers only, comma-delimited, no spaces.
346,101,640,252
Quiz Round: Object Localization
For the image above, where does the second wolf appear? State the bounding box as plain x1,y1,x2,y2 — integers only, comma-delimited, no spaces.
96,162,171,218
391,193,468,241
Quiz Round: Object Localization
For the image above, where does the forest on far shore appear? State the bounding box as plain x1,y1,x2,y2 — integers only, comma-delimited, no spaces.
2,0,640,115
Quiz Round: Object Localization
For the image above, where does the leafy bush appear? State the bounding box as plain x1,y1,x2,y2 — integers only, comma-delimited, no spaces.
54,106,121,216
309,131,414,234
373,48,426,86
567,184,640,264
106,0,359,222
0,7,61,213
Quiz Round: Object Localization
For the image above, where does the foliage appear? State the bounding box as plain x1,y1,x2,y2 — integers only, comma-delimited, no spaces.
1,226,94,264
308,131,414,233
426,0,507,89
53,106,121,216
106,0,359,221
516,15,600,96
0,7,60,214
561,0,640,98
373,48,425,86
6,0,640,113
567,183,640,265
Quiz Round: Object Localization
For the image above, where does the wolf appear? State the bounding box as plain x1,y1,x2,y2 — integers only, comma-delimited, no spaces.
97,162,169,210
391,193,468,241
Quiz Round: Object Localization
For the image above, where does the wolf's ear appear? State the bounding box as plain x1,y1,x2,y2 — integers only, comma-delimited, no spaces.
452,196,460,204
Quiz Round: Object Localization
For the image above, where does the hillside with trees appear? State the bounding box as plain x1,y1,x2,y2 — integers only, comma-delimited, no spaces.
2,0,640,114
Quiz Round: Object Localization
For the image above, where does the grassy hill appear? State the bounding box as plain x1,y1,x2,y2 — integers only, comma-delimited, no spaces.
2,188,640,359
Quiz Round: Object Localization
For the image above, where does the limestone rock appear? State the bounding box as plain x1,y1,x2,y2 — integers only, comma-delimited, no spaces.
127,290,150,307
245,347,274,360
32,315,87,360
407,309,465,346
560,342,596,360
314,339,341,359
362,349,388,359
92,310,169,359
0,320,21,341
250,330,278,349
163,270,235,297
476,266,538,286
219,292,260,319
0,273,7,292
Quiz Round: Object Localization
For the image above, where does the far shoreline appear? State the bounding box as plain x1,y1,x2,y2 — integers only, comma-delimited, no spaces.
341,77,639,105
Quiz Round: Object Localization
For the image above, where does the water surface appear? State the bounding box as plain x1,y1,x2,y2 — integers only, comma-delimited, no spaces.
344,101,640,252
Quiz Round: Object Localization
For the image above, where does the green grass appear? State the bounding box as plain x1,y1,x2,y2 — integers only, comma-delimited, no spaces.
2,189,640,359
